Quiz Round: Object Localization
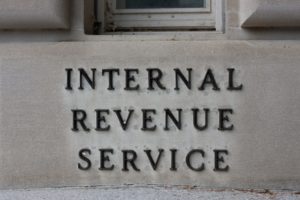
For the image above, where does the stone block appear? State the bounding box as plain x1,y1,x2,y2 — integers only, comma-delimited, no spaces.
0,0,70,30
0,41,300,190
240,0,300,28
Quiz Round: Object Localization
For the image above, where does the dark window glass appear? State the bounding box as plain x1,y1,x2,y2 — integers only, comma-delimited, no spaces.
116,0,205,9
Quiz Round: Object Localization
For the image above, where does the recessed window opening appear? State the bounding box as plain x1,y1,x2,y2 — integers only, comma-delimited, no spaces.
84,0,223,34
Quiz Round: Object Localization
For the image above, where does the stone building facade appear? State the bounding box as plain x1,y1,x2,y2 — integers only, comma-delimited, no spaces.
0,0,300,199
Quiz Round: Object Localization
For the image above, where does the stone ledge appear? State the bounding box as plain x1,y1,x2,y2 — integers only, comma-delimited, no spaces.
0,186,299,200
0,0,70,30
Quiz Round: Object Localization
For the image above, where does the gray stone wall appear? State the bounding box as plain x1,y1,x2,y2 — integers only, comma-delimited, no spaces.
0,0,300,199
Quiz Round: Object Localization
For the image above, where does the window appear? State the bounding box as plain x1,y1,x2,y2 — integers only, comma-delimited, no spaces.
116,0,206,9
85,0,223,34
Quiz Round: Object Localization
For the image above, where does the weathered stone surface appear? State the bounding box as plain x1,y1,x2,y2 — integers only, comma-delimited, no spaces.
0,0,70,30
240,0,300,28
0,186,299,200
0,41,300,190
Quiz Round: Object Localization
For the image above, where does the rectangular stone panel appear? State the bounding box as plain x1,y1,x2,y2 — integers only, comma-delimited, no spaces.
0,41,300,190
0,0,70,30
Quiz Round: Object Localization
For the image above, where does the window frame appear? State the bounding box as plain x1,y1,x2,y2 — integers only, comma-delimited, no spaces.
112,0,211,14
100,0,221,32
